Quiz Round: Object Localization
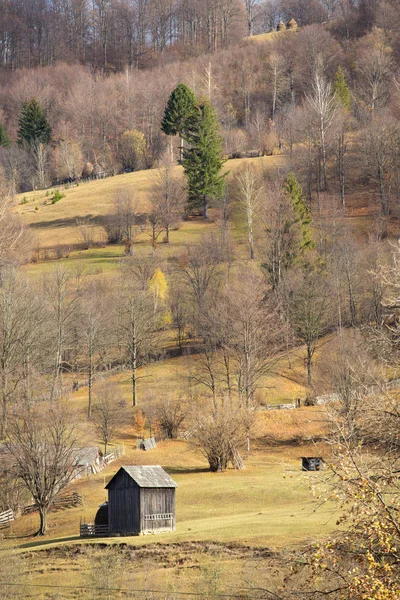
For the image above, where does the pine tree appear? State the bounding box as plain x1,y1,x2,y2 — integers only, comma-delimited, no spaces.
0,123,10,147
17,98,51,146
161,83,197,160
333,67,351,111
284,173,314,253
161,83,197,137
181,100,226,218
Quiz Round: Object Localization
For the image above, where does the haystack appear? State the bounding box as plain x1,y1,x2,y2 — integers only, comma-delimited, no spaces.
277,21,286,32
287,18,298,31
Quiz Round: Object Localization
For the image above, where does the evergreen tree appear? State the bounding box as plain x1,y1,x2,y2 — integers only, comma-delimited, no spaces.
0,123,10,147
17,98,51,146
161,83,197,137
181,100,226,218
284,173,314,253
333,67,351,111
161,83,197,160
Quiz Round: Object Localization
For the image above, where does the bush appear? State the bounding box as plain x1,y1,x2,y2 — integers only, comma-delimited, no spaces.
192,404,250,472
152,396,187,439
51,190,65,204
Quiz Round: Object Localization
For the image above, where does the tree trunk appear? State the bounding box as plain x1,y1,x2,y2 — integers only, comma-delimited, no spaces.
38,507,47,536
131,311,138,407
307,345,312,388
1,363,7,439
203,195,208,219
88,346,93,418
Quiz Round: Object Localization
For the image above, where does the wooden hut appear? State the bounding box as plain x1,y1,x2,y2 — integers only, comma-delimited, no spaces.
287,18,298,31
105,466,177,536
277,21,286,32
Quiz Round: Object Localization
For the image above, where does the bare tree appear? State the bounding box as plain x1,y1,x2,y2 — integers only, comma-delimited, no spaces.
228,270,282,450
0,269,43,437
6,403,79,535
179,234,223,331
92,383,124,455
305,61,337,190
268,52,287,121
236,166,262,260
149,163,185,243
79,279,110,417
112,189,140,253
288,268,332,388
148,394,187,439
43,268,81,402
117,260,158,406
191,399,250,472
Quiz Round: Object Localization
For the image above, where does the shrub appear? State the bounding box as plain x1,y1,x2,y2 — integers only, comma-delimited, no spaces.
51,190,65,204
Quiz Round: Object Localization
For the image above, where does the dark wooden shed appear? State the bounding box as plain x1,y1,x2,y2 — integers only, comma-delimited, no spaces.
301,457,323,471
105,466,177,536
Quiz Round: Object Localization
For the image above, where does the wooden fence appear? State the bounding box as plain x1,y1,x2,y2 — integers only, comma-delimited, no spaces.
80,523,109,537
104,444,125,464
22,491,83,515
262,403,296,411
0,509,14,528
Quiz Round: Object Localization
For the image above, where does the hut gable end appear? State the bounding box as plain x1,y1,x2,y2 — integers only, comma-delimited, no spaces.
106,466,178,490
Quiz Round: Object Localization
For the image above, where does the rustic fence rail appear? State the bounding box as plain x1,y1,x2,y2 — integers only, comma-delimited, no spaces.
0,509,14,527
80,523,109,537
23,491,83,515
104,444,125,464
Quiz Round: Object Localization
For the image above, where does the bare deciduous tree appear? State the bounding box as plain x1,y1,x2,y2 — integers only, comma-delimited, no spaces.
150,162,185,244
92,383,124,455
6,403,79,535
305,61,337,191
236,166,262,260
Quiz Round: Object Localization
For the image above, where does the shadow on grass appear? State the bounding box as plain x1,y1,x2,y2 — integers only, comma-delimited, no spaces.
165,466,210,475
17,535,81,550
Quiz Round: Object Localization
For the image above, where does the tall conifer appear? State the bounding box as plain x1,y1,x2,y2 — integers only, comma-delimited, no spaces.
284,173,314,254
181,100,226,218
333,67,351,111
17,98,51,145
0,123,10,147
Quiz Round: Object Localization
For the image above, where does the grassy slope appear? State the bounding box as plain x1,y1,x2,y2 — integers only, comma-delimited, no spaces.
4,413,335,552
16,157,285,249
2,155,343,595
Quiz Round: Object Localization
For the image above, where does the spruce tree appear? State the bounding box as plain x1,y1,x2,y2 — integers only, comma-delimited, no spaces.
17,98,51,146
284,173,314,253
181,100,226,218
333,67,351,111
161,83,197,137
161,83,197,160
0,122,10,147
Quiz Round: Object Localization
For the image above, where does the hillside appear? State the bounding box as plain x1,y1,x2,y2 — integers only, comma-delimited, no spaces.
1,1,400,597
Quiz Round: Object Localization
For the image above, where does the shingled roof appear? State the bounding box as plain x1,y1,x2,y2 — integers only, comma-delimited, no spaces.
105,465,178,489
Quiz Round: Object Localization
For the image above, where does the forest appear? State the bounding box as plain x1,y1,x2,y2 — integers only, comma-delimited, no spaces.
0,1,400,599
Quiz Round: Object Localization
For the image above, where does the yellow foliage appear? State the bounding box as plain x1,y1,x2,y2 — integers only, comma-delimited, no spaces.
149,268,168,302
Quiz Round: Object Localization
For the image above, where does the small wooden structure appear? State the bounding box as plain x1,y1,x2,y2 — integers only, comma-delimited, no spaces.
137,437,157,451
287,18,298,31
106,466,177,536
277,21,286,31
73,447,104,477
301,457,323,471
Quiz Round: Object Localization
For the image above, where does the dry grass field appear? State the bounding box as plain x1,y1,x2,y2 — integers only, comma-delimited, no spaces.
16,156,285,250
0,157,348,597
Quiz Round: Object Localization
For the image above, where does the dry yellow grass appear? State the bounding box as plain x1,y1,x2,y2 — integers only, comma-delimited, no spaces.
247,29,297,43
16,156,285,249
